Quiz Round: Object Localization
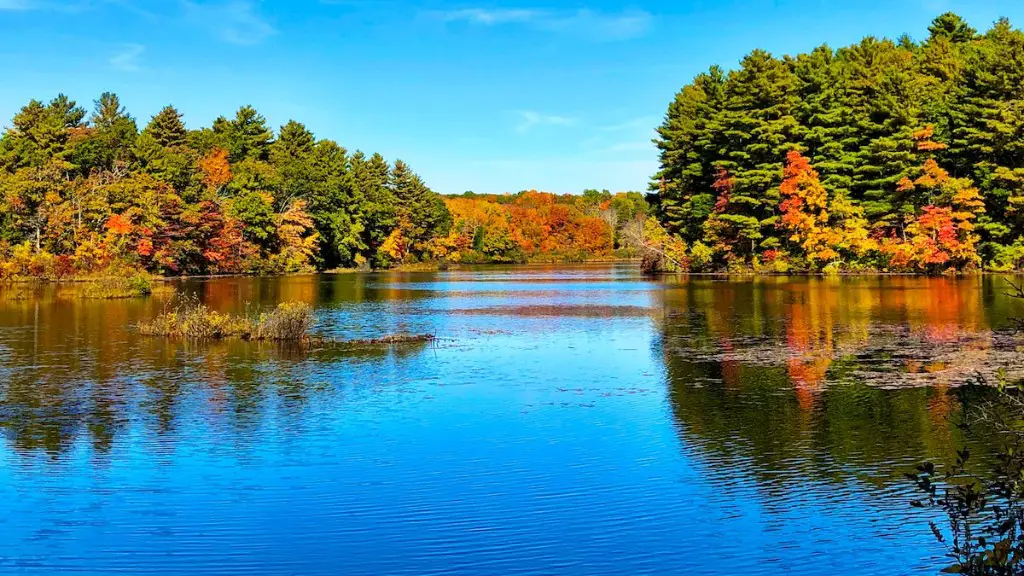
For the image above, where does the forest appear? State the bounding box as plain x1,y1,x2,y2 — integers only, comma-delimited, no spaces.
0,96,641,280
651,12,1024,273
440,189,648,263
0,95,453,278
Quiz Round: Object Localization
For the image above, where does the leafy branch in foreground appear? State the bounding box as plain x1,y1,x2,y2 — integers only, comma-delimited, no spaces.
909,405,1024,574
910,278,1024,576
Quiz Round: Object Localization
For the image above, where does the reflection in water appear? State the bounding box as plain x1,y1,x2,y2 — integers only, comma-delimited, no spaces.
656,276,1024,390
0,268,1021,574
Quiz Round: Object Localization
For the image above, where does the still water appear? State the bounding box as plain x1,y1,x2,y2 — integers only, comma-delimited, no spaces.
2,265,1023,575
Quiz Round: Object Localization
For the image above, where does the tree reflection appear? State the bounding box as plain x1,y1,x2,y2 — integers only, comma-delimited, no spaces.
654,276,1024,488
0,277,435,458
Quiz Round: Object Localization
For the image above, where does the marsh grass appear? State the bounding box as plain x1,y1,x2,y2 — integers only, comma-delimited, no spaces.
75,273,176,300
139,296,315,341
139,296,439,346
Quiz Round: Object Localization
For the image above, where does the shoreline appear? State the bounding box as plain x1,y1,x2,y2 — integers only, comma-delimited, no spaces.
3,260,1024,286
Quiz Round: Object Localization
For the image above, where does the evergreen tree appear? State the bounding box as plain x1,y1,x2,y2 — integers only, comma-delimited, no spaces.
652,66,725,241
650,11,1024,271
270,120,316,210
74,92,138,172
144,106,187,148
714,50,802,255
218,105,273,163
354,152,397,265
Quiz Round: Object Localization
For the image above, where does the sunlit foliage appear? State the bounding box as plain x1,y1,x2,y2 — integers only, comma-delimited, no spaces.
652,13,1024,272
0,97,452,277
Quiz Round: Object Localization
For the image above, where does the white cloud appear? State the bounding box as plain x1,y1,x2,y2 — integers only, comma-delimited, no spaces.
183,0,276,45
432,7,652,41
515,110,576,133
110,43,144,72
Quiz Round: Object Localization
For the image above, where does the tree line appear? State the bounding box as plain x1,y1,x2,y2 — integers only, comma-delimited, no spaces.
0,94,648,279
651,12,1024,273
0,95,452,278
439,189,648,263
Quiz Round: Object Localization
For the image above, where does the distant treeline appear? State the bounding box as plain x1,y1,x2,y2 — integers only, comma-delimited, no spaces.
651,13,1024,273
441,189,649,263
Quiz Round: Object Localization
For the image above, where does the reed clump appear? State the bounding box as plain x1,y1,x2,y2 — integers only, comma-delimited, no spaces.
140,298,314,341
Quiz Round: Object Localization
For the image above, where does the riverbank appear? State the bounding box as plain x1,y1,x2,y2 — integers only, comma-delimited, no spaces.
3,259,1022,288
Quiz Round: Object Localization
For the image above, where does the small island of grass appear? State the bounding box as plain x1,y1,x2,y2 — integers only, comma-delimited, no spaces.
139,298,437,346
140,300,315,341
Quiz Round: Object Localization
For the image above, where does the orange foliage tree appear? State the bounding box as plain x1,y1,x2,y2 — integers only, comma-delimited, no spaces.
883,132,985,272
442,191,614,262
199,148,232,193
778,151,875,269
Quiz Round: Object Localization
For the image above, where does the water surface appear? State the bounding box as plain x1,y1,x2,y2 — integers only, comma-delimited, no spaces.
2,266,1022,575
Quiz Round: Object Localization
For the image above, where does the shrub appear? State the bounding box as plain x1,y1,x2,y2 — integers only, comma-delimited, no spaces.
988,238,1024,272
253,302,316,340
689,241,714,272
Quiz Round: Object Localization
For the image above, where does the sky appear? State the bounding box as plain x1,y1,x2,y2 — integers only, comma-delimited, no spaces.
0,1,1023,195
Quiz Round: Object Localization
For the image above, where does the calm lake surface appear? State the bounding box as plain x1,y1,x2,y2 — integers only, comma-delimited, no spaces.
2,265,1024,575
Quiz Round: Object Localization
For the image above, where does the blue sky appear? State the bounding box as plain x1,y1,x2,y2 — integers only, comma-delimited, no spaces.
0,0,1023,194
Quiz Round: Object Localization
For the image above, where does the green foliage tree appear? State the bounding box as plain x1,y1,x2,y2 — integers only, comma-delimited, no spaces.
651,12,1024,272
0,96,452,277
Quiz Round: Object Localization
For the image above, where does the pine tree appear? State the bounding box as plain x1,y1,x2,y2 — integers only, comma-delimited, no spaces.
354,152,397,265
144,106,187,148
794,45,857,199
270,120,316,209
309,139,365,268
714,50,802,255
652,66,725,241
220,105,274,163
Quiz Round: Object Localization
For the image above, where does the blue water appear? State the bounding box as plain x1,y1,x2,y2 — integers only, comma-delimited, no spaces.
4,265,1012,574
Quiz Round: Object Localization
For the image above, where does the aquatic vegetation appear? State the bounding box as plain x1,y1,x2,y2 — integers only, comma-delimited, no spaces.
907,283,1024,574
76,273,176,299
336,333,436,345
139,298,314,341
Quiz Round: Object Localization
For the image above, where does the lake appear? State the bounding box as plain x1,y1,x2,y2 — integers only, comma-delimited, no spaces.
2,265,1023,575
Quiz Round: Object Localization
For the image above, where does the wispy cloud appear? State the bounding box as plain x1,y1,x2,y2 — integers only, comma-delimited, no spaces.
110,43,144,72
183,0,276,45
0,0,34,9
431,7,652,41
602,140,654,154
0,0,92,11
600,115,659,133
515,110,576,133
438,8,539,25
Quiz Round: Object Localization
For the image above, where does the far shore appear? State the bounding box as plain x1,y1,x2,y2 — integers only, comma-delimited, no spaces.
3,262,1024,287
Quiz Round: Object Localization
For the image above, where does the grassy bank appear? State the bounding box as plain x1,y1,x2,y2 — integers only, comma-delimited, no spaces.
1,271,176,299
